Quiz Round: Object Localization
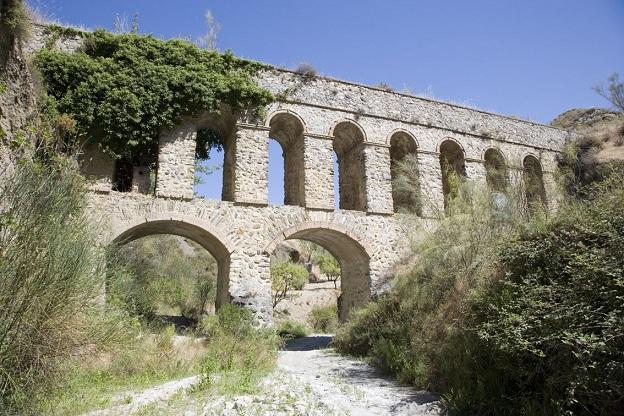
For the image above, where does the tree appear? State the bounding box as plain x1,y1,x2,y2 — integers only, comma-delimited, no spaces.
317,254,341,289
270,261,308,309
592,73,624,112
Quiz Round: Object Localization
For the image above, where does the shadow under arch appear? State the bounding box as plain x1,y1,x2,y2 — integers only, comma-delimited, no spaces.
111,219,233,311
264,222,372,321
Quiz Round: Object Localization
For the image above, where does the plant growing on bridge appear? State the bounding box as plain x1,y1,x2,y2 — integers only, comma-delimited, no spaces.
270,261,308,309
34,29,274,161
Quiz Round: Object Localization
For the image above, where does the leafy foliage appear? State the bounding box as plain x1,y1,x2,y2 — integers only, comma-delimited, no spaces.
277,320,308,340
270,261,309,309
107,235,218,322
317,253,341,288
336,174,624,415
195,305,278,394
309,304,338,333
34,30,273,160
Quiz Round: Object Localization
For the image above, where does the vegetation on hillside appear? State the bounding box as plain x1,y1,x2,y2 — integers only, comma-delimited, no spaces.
336,129,624,416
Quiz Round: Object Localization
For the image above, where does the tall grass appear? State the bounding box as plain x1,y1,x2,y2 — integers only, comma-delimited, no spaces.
0,154,115,413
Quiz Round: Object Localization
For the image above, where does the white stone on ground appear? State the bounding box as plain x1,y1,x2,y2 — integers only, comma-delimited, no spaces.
84,335,441,415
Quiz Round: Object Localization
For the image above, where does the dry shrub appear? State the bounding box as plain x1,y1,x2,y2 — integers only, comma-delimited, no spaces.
0,154,116,413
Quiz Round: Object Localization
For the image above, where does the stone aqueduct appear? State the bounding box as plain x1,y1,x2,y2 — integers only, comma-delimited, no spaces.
81,68,572,324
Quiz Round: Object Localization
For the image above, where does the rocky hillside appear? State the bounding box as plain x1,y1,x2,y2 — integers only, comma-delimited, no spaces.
551,108,624,163
0,3,38,145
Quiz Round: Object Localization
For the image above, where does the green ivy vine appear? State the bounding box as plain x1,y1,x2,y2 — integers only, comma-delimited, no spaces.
34,29,273,161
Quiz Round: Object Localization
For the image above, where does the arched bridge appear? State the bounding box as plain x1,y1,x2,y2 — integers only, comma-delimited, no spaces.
83,69,572,324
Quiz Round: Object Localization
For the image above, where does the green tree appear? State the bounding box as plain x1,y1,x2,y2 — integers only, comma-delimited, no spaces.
270,261,308,309
317,254,341,289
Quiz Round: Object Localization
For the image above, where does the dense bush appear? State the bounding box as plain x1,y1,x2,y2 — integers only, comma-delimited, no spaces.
277,320,308,340
336,175,624,415
0,155,112,412
462,176,624,415
34,29,273,160
270,260,309,308
309,304,338,333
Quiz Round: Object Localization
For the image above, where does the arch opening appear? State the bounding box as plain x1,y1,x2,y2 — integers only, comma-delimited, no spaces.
332,121,367,211
439,139,466,211
194,110,238,202
484,148,509,194
267,225,371,323
268,113,305,206
389,131,420,214
523,155,547,209
111,220,231,315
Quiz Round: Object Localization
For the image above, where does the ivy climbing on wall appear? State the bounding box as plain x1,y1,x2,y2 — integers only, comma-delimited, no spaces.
34,29,274,161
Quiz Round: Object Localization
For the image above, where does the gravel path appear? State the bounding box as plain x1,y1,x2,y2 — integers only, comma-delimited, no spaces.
83,335,442,415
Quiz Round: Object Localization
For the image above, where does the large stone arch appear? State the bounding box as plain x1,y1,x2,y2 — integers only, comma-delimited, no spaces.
110,217,234,311
264,222,372,321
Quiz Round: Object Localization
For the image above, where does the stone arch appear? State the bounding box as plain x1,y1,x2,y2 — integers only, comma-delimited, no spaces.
522,154,547,208
265,109,307,132
483,147,509,193
331,120,368,211
389,130,420,213
268,111,306,206
264,222,371,321
110,218,233,311
438,138,467,210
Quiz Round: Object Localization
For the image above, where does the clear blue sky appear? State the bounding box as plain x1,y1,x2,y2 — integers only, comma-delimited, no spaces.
30,0,624,203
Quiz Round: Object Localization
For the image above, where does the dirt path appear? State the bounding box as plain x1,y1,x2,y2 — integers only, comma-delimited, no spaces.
84,335,441,415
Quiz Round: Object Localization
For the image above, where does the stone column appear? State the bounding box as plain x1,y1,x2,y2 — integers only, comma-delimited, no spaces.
465,158,487,184
224,124,269,205
156,122,196,199
543,171,560,211
417,151,444,217
303,135,335,210
364,144,394,214
228,251,273,325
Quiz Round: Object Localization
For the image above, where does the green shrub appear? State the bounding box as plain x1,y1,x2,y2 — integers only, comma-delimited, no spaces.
461,175,624,415
270,260,309,308
195,305,278,394
39,321,206,415
0,155,113,412
317,253,340,288
336,175,624,415
277,320,308,340
309,304,338,333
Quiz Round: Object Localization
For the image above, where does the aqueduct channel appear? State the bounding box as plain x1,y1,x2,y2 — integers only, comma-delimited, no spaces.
75,58,572,324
